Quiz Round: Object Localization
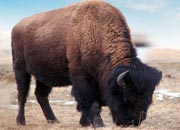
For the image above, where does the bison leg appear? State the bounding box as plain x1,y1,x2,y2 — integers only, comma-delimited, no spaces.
35,80,59,123
79,109,92,126
71,77,92,126
79,102,104,128
70,72,104,127
15,70,31,125
91,102,104,128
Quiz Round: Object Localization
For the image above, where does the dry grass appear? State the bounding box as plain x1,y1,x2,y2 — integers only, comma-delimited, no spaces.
0,50,180,130
0,56,12,64
0,64,14,83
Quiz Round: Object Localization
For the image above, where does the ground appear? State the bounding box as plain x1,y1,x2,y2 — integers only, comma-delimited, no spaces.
0,49,180,130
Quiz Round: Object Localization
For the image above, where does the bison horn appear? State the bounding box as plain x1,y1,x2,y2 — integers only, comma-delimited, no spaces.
117,70,129,87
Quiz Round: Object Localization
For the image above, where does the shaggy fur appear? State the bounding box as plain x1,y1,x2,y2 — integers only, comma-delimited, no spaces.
11,0,162,127
107,58,162,126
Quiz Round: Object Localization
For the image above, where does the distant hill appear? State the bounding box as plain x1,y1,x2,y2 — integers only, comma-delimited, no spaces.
132,34,150,47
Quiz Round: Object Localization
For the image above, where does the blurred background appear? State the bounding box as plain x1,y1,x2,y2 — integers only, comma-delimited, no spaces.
0,0,180,62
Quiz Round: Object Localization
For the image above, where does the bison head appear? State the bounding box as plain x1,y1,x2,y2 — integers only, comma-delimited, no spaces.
107,59,162,127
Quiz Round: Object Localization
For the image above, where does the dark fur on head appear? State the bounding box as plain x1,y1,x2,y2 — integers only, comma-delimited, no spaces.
107,58,162,126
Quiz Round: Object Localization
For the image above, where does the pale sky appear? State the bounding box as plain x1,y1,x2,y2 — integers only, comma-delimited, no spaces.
0,0,180,50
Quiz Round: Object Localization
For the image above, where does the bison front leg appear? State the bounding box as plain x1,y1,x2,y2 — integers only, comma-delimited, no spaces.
70,73,104,128
79,109,91,126
35,80,59,123
72,79,92,127
91,102,104,128
78,101,104,128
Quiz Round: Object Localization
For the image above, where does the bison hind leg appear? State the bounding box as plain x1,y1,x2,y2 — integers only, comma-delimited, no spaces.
15,70,31,125
35,80,59,124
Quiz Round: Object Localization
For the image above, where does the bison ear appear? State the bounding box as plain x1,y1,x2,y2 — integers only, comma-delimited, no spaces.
117,70,129,88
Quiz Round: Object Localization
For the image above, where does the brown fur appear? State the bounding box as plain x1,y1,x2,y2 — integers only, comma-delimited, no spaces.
11,0,160,127
12,4,78,86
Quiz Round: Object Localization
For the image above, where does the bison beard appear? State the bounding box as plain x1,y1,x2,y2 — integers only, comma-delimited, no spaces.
11,0,162,128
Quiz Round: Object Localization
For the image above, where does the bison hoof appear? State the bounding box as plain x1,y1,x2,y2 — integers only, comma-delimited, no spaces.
47,119,59,124
80,118,91,127
93,117,105,128
16,116,26,125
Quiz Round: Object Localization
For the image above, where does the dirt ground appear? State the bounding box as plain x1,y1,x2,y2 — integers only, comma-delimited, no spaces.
0,49,180,130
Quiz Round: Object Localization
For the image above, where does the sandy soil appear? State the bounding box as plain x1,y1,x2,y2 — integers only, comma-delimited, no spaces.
0,49,180,130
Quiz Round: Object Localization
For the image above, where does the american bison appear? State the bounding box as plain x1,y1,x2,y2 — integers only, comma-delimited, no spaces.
11,0,162,127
